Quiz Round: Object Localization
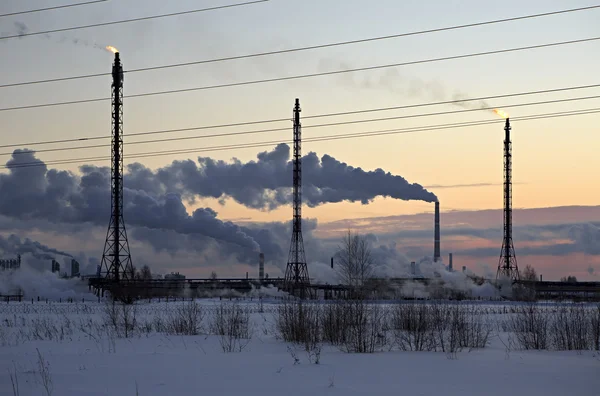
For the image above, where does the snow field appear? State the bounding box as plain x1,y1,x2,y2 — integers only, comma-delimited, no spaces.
1,299,599,396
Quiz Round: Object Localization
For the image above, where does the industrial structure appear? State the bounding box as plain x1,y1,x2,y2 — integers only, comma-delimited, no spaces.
434,201,441,262
99,51,134,282
283,98,310,297
51,259,60,274
259,253,265,280
497,118,520,281
71,259,80,278
0,255,21,271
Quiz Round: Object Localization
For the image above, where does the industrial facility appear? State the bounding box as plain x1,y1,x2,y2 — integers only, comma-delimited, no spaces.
81,51,599,303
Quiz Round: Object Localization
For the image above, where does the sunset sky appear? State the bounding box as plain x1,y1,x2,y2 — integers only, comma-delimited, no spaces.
0,0,599,280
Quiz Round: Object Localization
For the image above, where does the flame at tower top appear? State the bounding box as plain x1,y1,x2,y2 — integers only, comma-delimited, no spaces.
493,109,509,119
105,45,119,54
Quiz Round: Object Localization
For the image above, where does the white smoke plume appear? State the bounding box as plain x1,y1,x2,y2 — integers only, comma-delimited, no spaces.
0,264,94,300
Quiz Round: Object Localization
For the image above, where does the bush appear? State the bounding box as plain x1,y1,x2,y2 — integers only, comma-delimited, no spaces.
210,302,252,352
550,304,589,351
165,301,205,336
504,303,549,350
338,300,387,354
276,302,323,363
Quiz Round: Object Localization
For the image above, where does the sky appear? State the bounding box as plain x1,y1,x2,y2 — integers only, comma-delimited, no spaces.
0,0,599,281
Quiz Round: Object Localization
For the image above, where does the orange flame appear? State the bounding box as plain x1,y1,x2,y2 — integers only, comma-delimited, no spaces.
105,45,119,54
493,109,509,119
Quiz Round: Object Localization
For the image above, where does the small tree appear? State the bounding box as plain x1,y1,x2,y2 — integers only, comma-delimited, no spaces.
335,230,374,287
522,265,538,281
140,265,152,280
210,271,218,280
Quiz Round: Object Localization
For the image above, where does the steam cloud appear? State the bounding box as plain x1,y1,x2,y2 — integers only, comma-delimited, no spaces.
0,151,260,252
132,143,437,209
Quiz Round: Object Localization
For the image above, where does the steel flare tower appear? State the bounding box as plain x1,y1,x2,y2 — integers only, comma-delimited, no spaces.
284,98,310,297
100,52,133,281
496,118,519,281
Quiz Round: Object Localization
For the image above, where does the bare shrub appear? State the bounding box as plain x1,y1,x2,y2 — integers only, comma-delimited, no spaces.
276,302,322,363
9,362,20,396
550,304,590,351
35,348,53,396
591,304,600,351
391,303,433,351
322,302,348,346
102,300,138,338
165,301,205,336
338,300,387,353
210,302,252,352
391,302,490,354
505,303,549,350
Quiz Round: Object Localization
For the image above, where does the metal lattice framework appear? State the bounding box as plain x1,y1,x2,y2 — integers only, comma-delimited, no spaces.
100,52,133,281
497,118,520,281
284,98,310,297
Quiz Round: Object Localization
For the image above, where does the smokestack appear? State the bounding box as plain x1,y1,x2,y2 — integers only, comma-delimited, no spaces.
330,257,334,269
462,266,466,273
410,261,416,276
434,201,441,262
448,253,453,272
259,253,265,280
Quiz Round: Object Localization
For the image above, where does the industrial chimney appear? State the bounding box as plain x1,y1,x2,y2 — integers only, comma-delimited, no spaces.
259,253,265,280
448,253,453,272
410,261,416,276
434,201,441,262
330,257,334,269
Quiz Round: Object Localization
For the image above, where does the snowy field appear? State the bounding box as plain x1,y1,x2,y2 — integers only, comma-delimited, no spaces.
1,299,599,396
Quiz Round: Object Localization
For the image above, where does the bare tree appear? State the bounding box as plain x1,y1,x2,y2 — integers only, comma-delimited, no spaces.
560,275,578,282
210,271,218,280
335,230,374,287
140,265,152,280
522,265,538,281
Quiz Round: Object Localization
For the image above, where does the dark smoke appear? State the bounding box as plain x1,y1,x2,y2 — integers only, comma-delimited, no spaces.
132,143,437,209
317,58,491,111
0,151,260,252
1,21,107,51
0,234,72,260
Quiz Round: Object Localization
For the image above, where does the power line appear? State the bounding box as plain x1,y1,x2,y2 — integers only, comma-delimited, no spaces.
0,0,108,18
4,93,600,157
1,81,599,150
2,4,598,89
2,35,599,113
0,0,268,40
3,107,598,170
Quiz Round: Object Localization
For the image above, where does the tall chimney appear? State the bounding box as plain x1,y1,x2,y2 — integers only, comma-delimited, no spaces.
448,253,453,272
434,201,441,262
330,257,334,269
410,261,416,276
259,253,265,280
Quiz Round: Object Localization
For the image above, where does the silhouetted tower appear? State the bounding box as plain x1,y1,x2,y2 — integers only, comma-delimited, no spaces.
497,118,519,281
284,98,310,297
100,51,133,281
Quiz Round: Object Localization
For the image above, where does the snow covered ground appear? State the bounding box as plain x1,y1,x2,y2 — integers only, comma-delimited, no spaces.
1,299,599,396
